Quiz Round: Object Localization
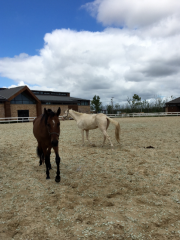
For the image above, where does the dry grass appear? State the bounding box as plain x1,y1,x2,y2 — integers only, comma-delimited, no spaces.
0,116,180,240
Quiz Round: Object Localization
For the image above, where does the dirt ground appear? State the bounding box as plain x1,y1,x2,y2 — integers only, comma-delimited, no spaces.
0,116,180,240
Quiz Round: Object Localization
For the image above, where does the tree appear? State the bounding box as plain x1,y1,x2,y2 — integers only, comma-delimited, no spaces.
91,95,102,113
106,104,113,114
127,94,142,111
115,103,120,110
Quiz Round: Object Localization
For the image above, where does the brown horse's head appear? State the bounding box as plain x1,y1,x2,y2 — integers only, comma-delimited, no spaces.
44,107,61,147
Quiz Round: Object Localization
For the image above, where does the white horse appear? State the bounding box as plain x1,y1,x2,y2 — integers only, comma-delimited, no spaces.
64,109,120,147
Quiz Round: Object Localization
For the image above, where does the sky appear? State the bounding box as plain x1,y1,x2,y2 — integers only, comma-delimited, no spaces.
0,0,180,105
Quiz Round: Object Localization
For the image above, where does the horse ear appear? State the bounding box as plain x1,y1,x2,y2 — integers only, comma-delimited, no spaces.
56,107,61,116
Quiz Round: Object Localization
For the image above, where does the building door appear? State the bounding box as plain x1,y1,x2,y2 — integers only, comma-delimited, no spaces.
68,105,78,111
18,110,29,122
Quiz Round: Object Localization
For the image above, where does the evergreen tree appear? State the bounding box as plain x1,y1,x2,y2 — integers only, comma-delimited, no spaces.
91,95,102,113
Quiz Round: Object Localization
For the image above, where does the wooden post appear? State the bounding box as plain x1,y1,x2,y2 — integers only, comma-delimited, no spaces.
4,101,11,118
36,102,42,117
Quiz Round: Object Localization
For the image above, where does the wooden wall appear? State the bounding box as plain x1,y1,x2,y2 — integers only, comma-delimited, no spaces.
166,106,180,112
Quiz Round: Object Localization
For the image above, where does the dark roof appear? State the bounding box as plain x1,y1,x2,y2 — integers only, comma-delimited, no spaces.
0,94,7,101
36,94,89,102
0,86,25,100
166,97,180,104
0,85,89,103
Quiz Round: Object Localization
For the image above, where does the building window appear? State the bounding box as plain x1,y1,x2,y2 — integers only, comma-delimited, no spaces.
11,92,36,104
32,90,68,96
77,101,89,106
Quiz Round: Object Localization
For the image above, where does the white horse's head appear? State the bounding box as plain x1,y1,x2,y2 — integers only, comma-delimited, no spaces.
63,109,70,119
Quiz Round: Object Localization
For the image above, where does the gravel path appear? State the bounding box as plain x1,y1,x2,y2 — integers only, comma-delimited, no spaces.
0,117,180,240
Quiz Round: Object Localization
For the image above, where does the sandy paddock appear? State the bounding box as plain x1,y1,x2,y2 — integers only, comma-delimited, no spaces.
0,116,180,240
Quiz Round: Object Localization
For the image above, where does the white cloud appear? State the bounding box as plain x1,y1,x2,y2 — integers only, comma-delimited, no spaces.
0,27,180,104
5,81,26,89
0,0,180,105
83,0,180,30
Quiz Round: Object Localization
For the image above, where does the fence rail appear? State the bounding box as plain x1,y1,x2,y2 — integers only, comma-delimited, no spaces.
0,116,64,123
106,112,180,118
0,112,179,123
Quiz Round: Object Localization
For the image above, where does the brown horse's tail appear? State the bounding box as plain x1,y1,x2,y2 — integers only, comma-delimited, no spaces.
106,117,120,143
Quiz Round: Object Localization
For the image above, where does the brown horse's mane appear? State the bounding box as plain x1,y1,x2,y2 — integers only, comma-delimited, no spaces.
41,109,56,125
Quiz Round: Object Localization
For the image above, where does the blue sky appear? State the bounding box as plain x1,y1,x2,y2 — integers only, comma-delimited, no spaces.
0,0,104,88
0,0,103,57
0,0,180,104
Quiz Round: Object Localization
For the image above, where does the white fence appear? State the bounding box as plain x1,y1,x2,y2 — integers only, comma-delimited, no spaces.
0,116,64,123
106,112,180,118
0,112,179,123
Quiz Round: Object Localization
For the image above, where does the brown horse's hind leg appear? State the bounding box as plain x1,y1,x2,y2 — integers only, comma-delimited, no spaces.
40,153,44,166
37,145,44,166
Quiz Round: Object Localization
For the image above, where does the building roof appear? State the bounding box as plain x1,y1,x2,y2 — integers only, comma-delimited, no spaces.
166,97,180,104
0,86,25,100
0,94,7,101
0,85,89,103
35,94,89,102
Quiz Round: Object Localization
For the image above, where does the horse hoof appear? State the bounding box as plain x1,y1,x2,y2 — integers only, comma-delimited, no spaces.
55,176,61,182
46,176,50,179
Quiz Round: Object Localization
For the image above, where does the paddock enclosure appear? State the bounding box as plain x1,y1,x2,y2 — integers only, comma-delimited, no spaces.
0,117,180,240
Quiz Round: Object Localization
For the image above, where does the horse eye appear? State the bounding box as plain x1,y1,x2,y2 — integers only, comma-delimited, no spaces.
47,123,50,127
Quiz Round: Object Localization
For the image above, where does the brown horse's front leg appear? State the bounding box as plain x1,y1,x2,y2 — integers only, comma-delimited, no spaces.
48,148,52,169
53,146,61,182
43,147,51,179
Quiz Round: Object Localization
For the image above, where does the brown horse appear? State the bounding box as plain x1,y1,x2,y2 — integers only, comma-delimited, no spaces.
33,107,61,182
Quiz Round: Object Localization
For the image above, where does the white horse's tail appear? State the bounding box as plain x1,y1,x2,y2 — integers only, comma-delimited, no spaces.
106,117,120,143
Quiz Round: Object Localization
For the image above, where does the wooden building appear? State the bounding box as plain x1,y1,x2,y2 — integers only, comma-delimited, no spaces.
165,97,180,112
0,86,90,118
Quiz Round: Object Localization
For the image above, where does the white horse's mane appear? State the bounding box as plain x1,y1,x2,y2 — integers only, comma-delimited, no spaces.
69,109,84,115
